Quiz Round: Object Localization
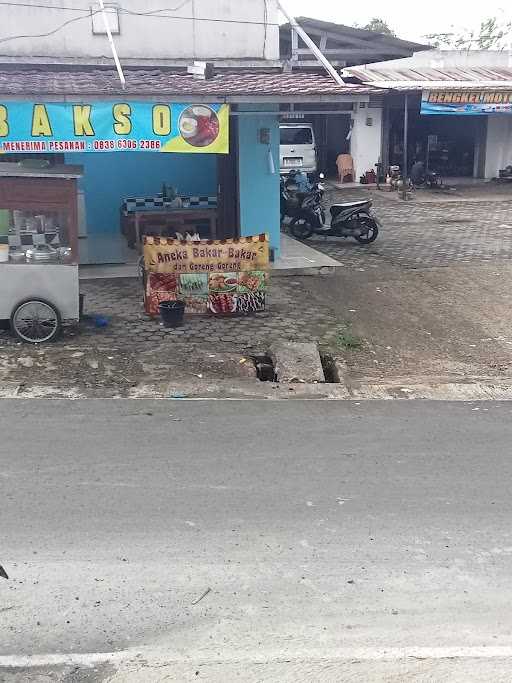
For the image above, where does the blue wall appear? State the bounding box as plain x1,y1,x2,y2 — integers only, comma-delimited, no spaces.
67,152,217,236
237,106,281,257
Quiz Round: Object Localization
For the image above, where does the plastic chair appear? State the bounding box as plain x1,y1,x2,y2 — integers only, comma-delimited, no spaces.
336,154,354,183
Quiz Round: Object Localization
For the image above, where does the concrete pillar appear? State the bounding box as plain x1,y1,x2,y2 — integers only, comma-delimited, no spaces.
237,104,281,258
350,104,383,181
485,116,512,179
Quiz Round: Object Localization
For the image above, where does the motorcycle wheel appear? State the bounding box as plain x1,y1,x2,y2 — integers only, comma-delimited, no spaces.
355,217,379,244
290,218,314,240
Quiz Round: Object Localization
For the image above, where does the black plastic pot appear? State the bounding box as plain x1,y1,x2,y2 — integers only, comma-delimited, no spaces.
159,300,186,328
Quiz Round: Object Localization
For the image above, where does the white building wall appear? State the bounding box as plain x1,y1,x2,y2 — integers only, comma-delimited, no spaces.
485,117,512,179
350,105,383,180
0,0,280,63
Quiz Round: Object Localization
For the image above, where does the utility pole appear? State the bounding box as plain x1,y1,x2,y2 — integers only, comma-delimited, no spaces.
402,93,409,200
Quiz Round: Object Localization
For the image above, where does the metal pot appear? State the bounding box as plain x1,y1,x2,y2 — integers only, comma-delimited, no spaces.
9,250,26,264
25,244,58,263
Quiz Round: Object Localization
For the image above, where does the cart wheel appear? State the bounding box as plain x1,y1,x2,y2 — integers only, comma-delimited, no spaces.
10,299,61,344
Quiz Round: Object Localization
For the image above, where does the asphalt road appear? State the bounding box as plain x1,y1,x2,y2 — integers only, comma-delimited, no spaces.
2,399,512,682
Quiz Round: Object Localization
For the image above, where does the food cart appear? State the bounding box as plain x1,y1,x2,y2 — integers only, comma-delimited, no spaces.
0,264,79,343
0,162,82,343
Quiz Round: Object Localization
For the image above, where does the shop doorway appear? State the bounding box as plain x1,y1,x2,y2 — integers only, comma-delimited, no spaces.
0,149,223,266
306,114,352,178
389,105,487,178
322,114,351,178
217,115,240,240
281,109,352,178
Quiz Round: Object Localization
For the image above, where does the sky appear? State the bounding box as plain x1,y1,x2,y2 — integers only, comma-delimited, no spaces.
281,0,510,44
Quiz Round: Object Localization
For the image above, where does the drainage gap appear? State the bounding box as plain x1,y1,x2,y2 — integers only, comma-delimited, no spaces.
320,353,341,383
252,355,277,382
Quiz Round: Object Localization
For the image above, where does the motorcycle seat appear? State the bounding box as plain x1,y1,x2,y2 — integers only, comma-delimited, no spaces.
331,200,370,209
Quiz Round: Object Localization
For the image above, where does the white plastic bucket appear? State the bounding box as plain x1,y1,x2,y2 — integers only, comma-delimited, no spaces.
0,244,9,263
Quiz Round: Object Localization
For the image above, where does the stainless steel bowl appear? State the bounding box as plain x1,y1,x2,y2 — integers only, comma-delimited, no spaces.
25,245,58,263
9,250,26,263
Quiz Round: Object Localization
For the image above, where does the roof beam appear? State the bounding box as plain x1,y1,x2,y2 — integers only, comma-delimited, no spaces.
295,61,347,68
296,26,414,56
277,2,346,86
291,27,299,62
294,48,412,57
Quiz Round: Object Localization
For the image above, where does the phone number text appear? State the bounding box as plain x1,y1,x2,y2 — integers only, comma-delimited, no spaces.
93,139,162,150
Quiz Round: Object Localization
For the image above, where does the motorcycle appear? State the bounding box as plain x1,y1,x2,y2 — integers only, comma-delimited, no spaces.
289,187,381,245
281,171,325,224
410,161,443,189
280,174,300,223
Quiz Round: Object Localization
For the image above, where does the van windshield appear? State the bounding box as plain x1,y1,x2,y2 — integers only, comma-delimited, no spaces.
280,127,313,145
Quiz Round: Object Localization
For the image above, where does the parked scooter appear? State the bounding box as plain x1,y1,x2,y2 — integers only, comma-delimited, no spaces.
289,186,381,245
280,173,301,223
281,170,325,224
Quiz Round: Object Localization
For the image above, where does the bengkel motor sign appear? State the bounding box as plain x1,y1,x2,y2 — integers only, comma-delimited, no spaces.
421,90,512,115
0,101,230,153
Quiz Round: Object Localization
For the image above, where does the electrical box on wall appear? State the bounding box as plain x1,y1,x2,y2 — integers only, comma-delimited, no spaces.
91,3,120,35
259,128,271,145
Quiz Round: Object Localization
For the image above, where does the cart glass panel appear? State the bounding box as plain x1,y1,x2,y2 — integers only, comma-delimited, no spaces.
0,206,73,264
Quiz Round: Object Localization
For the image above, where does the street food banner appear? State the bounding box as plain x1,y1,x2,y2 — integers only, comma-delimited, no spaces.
0,101,229,153
144,235,270,316
422,90,512,115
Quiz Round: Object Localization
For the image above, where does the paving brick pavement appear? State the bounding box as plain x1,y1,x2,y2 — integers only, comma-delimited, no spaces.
2,188,511,394
0,277,343,393
308,187,512,270
78,277,338,352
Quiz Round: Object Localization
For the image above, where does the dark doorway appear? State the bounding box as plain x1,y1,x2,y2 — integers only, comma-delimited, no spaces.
388,100,486,178
324,115,351,177
281,107,352,177
217,115,240,239
309,114,351,176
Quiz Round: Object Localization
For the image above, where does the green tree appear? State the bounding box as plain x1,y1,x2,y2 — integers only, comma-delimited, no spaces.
362,17,396,36
426,16,512,49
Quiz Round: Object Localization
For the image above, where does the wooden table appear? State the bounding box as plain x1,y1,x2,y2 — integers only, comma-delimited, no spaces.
133,208,218,251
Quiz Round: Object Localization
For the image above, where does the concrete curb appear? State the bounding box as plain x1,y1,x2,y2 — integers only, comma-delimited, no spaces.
0,383,22,398
129,380,352,400
5,378,512,400
4,644,512,670
351,381,512,401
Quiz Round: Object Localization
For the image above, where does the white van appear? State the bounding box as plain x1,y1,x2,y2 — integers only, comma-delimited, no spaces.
279,123,317,175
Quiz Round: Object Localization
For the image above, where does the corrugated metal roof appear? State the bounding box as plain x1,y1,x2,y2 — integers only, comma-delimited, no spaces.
345,64,512,90
285,18,430,51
